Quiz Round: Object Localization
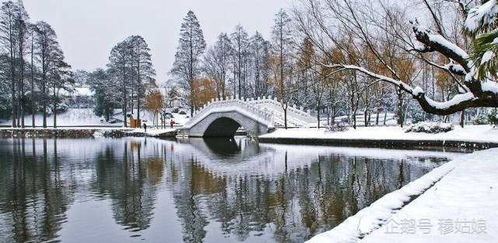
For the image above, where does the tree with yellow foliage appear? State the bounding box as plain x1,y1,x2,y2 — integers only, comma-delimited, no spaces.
144,90,164,128
192,77,218,109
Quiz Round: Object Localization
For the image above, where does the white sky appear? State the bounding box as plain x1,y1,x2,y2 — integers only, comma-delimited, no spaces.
20,0,292,84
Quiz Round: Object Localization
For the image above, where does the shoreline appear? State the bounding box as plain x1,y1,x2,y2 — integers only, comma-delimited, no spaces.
308,147,498,243
0,127,177,138
258,137,498,151
2,126,497,152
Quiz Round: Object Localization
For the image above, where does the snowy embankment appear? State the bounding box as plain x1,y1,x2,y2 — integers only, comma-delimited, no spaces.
0,108,191,127
309,148,498,243
121,128,177,137
260,125,498,144
0,108,113,126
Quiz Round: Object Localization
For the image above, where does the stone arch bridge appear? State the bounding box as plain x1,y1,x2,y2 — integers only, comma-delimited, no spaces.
177,97,315,138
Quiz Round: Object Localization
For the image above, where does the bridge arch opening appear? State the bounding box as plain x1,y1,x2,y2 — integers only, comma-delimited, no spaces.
203,117,242,138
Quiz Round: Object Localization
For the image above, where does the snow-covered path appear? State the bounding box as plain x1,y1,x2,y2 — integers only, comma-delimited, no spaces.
309,148,498,243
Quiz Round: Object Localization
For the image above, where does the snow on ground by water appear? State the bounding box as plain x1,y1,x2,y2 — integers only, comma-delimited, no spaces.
309,148,498,243
125,128,176,137
0,108,112,126
261,125,498,143
0,108,191,127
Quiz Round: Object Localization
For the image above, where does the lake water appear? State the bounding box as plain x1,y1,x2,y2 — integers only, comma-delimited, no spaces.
0,137,458,243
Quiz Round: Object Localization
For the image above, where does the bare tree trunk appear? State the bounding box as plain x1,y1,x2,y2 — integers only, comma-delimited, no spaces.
137,94,141,128
376,108,380,126
123,80,128,127
10,38,17,128
53,88,57,128
384,108,388,126
42,81,47,128
19,22,25,128
284,105,288,129
397,88,404,128
331,106,336,125
31,37,35,128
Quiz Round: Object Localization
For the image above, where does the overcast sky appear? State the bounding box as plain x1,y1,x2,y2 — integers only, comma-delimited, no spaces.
20,0,292,84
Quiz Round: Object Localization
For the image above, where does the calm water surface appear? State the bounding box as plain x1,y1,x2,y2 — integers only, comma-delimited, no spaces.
0,137,458,243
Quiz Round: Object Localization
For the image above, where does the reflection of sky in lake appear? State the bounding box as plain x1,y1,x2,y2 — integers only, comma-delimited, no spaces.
0,138,459,243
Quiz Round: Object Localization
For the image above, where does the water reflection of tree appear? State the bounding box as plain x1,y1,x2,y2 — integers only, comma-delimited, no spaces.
166,156,209,243
0,138,74,242
165,144,433,242
91,140,163,234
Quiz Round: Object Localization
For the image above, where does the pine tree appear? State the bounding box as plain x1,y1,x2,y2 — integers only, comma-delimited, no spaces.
15,0,28,128
33,21,59,128
128,35,155,122
49,53,72,128
88,68,118,121
271,9,294,129
171,10,206,116
0,0,28,127
108,39,133,127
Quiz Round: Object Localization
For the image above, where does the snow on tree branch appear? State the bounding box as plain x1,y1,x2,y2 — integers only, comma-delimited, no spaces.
413,25,470,71
465,0,498,35
325,64,415,94
324,64,493,115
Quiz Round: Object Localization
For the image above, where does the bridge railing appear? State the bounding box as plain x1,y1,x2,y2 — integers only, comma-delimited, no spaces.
184,98,273,128
249,98,315,125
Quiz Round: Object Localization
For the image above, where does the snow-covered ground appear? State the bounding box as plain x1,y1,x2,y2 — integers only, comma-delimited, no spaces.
261,125,498,144
308,148,498,243
0,108,112,126
122,128,177,137
0,108,191,127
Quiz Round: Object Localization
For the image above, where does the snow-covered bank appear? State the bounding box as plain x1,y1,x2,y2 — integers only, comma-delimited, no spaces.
0,127,177,138
308,148,498,243
0,109,113,126
123,128,177,137
260,125,498,144
0,108,191,127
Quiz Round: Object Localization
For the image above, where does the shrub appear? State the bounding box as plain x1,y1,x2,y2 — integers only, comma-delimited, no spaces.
488,110,498,126
326,122,348,132
405,122,454,134
474,114,489,125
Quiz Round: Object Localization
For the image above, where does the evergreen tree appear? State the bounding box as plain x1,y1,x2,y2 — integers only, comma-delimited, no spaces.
0,0,29,127
88,68,118,122
33,21,59,128
108,39,133,127
171,10,206,116
128,35,155,122
271,9,294,129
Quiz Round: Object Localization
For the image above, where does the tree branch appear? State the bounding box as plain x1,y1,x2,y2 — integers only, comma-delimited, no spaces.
412,25,470,72
324,63,498,115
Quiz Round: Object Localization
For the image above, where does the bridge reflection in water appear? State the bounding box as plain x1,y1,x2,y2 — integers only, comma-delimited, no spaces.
0,137,457,242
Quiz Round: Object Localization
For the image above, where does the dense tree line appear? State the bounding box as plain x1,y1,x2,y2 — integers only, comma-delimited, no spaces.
170,1,498,129
4,1,498,129
0,0,72,128
88,35,156,127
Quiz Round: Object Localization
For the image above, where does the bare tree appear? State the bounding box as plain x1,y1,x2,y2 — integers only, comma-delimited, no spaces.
272,9,294,129
295,0,498,118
